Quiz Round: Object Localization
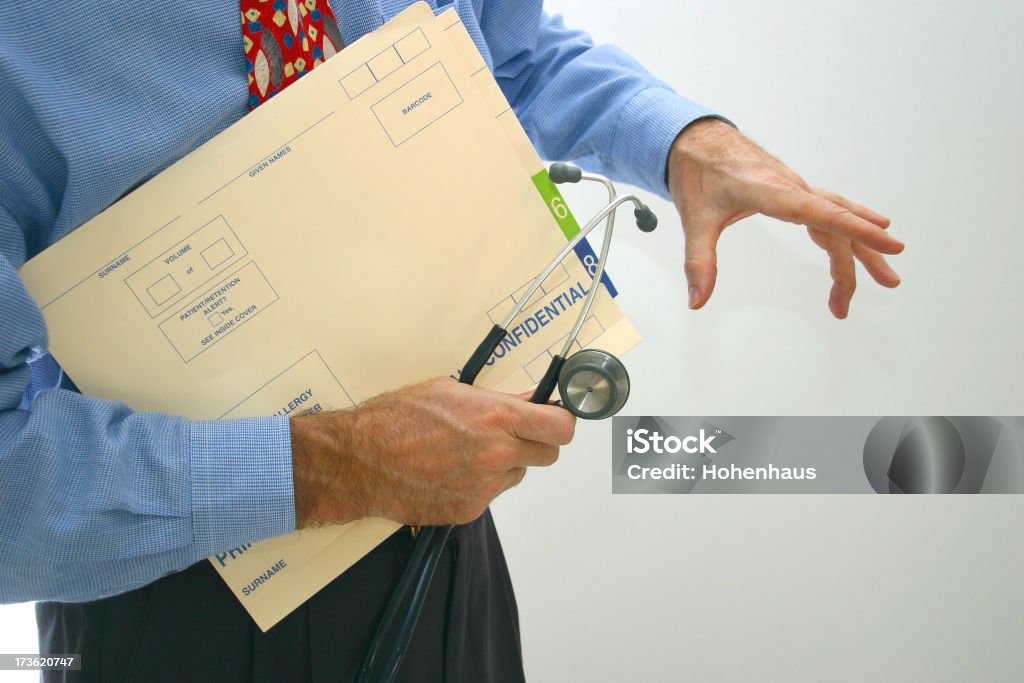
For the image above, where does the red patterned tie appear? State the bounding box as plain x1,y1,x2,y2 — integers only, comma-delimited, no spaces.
240,0,344,110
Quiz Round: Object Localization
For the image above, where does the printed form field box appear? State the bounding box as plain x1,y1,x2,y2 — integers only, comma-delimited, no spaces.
147,274,181,306
446,20,486,73
126,216,246,317
472,70,511,117
512,279,544,308
395,29,429,62
371,63,463,146
159,262,278,362
202,238,234,269
548,331,582,357
340,64,376,99
576,316,606,347
368,47,402,81
526,352,554,384
488,295,515,326
220,350,354,419
540,263,570,294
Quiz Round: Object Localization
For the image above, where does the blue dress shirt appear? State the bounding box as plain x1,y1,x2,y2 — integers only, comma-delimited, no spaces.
0,0,720,602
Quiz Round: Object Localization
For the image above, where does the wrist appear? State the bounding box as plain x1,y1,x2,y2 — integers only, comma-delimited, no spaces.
291,410,367,527
666,117,738,201
606,88,729,200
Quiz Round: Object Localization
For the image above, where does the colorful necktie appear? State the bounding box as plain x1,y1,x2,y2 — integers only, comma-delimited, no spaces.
240,0,344,110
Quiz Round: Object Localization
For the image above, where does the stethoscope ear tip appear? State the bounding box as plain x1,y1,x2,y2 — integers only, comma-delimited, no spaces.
635,205,658,232
549,162,583,184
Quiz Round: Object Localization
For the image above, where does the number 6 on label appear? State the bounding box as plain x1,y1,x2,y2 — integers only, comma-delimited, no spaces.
550,196,569,220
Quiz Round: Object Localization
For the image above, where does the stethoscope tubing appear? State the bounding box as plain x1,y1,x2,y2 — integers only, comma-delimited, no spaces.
356,168,652,683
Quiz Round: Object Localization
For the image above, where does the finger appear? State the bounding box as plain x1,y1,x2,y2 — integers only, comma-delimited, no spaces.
514,388,560,405
807,229,857,319
852,242,901,288
828,243,857,319
506,440,560,469
764,188,903,254
505,400,576,446
814,188,891,229
682,212,721,309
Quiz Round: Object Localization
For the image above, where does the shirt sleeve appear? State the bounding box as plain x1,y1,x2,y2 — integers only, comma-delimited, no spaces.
0,208,297,604
478,1,730,199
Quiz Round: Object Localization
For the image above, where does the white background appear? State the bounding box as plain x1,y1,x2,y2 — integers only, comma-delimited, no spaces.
493,1,1024,682
3,1,1023,681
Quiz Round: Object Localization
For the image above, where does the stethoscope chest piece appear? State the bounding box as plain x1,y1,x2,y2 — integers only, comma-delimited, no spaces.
557,349,630,419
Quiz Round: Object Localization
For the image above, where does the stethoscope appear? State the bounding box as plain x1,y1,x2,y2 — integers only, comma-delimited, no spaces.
356,164,658,683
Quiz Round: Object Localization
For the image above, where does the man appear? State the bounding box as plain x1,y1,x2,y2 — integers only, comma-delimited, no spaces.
0,0,903,680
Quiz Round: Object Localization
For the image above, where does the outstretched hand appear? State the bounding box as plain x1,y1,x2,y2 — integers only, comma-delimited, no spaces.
666,118,904,319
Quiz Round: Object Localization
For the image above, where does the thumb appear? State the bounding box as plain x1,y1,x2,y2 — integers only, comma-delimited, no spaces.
682,216,721,310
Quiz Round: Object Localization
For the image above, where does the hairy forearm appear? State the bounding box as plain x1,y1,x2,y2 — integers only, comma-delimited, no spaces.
291,410,369,528
286,377,573,529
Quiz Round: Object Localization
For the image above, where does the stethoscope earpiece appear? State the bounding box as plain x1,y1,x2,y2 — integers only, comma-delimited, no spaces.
634,205,658,232
558,348,630,420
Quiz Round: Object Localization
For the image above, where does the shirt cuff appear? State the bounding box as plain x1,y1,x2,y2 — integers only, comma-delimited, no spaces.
609,86,733,200
188,416,296,558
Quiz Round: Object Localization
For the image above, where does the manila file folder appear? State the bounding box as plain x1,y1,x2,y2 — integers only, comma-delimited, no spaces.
18,2,640,630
